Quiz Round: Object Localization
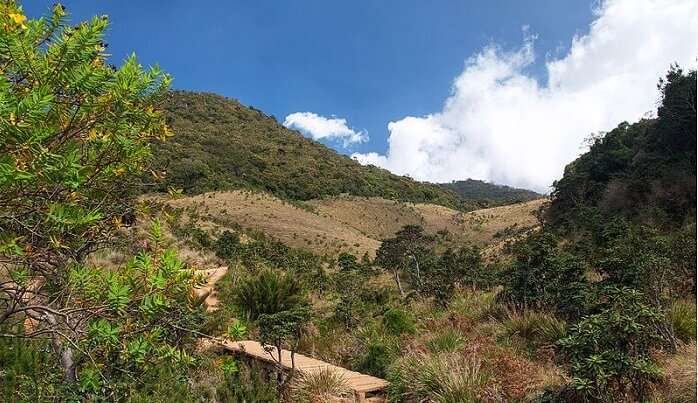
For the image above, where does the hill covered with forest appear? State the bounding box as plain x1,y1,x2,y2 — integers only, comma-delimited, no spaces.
441,179,541,205
150,91,473,209
149,91,539,210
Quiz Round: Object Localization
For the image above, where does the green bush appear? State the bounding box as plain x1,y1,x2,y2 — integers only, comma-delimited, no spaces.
355,340,395,378
232,269,307,321
382,308,416,335
501,232,589,319
215,230,240,260
559,287,666,401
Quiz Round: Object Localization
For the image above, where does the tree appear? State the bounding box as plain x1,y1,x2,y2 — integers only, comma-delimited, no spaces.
500,232,589,319
258,307,311,396
233,269,310,395
0,2,172,384
375,225,434,297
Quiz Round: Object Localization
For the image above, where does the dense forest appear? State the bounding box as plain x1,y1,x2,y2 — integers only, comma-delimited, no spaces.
441,179,541,205
0,3,695,403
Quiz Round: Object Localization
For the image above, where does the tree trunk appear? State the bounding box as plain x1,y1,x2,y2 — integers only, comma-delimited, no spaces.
393,269,404,297
44,312,77,382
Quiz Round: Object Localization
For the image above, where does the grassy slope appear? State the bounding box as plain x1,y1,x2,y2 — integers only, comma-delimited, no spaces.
151,91,476,210
165,190,545,257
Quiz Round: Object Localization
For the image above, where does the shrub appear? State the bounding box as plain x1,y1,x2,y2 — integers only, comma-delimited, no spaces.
382,308,416,335
215,363,279,403
355,339,396,378
215,230,240,260
233,269,306,321
559,287,666,401
501,232,589,319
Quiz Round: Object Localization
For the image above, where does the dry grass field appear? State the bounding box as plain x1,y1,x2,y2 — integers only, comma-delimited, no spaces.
165,191,546,257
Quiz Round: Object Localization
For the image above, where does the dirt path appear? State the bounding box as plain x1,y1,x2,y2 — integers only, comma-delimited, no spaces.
195,266,228,312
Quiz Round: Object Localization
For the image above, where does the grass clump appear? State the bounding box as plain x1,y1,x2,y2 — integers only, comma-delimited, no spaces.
382,308,416,335
426,329,466,354
501,309,566,348
289,368,350,403
387,352,498,402
667,300,697,343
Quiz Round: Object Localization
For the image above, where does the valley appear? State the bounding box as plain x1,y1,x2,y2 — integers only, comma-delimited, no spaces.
162,191,545,258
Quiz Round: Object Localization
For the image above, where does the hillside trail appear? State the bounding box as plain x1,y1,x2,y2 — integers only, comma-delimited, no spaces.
195,266,228,311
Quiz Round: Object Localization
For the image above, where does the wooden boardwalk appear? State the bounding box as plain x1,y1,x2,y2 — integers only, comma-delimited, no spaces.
219,339,389,402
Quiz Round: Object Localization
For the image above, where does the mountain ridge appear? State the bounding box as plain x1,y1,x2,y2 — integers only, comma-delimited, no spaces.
149,90,539,210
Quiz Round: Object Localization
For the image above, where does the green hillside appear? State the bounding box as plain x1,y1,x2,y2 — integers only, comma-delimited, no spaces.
440,179,541,205
547,67,696,231
149,91,477,210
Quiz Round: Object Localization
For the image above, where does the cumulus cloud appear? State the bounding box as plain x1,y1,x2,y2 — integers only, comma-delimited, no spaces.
283,112,368,147
352,0,698,192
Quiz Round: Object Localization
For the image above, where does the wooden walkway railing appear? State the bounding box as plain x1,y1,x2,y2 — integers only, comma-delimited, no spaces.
217,339,389,402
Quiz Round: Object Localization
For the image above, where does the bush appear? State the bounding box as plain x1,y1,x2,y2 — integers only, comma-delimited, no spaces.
232,269,306,321
382,308,416,335
559,287,666,401
355,340,396,378
215,230,240,260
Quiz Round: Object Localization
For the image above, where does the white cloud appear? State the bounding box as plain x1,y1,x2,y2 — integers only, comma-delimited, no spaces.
352,0,698,192
283,112,368,147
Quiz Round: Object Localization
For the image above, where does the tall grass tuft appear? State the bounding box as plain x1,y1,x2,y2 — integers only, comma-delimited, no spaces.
450,288,499,320
652,342,697,403
667,300,697,343
501,308,566,347
289,368,350,403
426,329,466,353
387,352,500,402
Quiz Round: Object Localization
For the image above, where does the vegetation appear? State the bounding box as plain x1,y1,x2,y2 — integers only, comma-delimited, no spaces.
441,178,541,205
0,3,203,400
150,91,481,210
0,2,694,402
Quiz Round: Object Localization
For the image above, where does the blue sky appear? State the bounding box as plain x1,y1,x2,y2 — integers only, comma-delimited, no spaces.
25,1,698,190
26,0,593,154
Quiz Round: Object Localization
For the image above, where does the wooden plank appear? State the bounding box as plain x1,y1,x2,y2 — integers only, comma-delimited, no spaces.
219,339,389,396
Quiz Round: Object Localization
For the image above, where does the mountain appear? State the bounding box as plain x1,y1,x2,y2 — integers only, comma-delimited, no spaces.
149,91,479,211
440,179,541,205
